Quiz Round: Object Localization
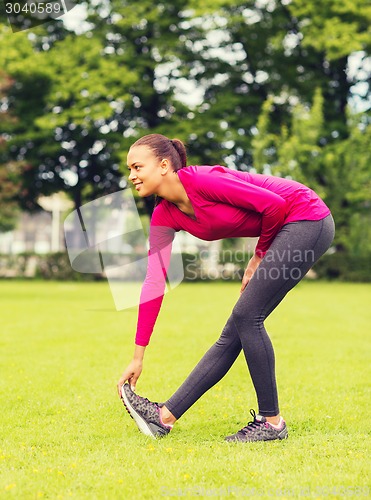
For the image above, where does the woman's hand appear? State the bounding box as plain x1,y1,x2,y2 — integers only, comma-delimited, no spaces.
117,345,146,396
117,358,143,396
240,254,262,293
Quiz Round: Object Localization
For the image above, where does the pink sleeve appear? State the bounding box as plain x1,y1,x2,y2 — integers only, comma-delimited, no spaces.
135,206,175,346
197,168,287,257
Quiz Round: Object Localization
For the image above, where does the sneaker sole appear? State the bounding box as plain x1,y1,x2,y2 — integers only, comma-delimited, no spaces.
278,427,288,440
121,387,156,439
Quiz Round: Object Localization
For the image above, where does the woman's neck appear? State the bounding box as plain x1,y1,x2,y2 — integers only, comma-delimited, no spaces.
157,170,186,204
157,170,195,218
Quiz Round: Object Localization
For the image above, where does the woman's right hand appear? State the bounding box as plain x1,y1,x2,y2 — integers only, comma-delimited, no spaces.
117,358,143,396
240,254,262,293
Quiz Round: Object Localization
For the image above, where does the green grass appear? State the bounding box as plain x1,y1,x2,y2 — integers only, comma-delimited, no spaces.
0,280,370,499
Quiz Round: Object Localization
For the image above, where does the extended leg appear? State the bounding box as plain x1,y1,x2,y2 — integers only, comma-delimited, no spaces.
164,316,242,419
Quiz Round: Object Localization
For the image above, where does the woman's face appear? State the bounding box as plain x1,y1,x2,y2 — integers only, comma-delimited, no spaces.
127,146,165,197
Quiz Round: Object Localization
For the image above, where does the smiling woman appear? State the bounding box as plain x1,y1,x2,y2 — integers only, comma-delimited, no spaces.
119,132,335,443
127,134,195,216
128,134,187,173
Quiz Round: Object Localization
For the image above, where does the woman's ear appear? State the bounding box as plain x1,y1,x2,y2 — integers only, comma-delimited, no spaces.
160,158,170,175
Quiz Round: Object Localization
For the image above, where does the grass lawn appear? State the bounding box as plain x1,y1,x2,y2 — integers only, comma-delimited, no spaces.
0,280,370,499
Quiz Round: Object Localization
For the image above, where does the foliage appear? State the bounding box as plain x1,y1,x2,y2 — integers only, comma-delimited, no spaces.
319,114,371,254
0,25,136,210
0,71,24,231
0,162,23,232
289,0,371,60
178,0,370,167
0,0,370,263
314,252,371,282
252,89,371,258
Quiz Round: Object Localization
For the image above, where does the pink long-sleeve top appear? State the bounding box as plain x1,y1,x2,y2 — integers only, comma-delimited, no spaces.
135,165,330,346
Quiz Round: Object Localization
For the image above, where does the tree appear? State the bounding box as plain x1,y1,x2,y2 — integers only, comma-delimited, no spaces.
0,162,24,233
83,0,206,211
319,113,371,255
0,71,23,232
0,25,139,212
0,2,203,215
1,0,369,224
287,0,371,135
173,0,370,167
252,89,371,256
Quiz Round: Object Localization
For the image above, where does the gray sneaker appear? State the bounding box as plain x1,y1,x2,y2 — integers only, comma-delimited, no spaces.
225,409,288,442
121,384,172,438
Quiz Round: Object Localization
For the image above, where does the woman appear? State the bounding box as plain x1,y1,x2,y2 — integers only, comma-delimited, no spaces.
117,133,335,442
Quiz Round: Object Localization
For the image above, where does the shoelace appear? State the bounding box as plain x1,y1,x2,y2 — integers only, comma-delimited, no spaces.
122,389,160,419
240,409,267,434
134,393,159,407
121,386,157,409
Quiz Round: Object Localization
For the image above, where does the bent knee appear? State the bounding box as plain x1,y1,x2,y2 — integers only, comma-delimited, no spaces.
231,306,264,327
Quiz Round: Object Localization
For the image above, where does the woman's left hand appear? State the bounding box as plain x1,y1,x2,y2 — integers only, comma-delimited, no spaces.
240,254,262,293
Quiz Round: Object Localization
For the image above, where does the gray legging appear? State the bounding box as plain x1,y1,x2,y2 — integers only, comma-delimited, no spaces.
165,214,335,418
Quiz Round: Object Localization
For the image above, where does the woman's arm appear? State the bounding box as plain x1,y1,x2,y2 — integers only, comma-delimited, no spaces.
135,222,176,346
118,206,176,393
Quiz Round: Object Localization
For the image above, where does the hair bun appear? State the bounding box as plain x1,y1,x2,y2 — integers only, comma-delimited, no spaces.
130,133,187,171
171,138,187,169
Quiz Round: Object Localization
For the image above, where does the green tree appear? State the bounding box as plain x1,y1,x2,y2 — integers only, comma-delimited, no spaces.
0,71,23,232
0,162,23,232
0,2,204,215
1,0,369,223
290,0,370,60
82,0,200,213
251,95,276,173
274,87,325,190
176,0,370,167
319,113,371,255
252,90,371,257
0,25,138,211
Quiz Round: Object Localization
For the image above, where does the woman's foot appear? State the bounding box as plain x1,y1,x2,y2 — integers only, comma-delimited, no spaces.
160,405,177,426
225,409,288,442
121,384,173,438
265,415,281,426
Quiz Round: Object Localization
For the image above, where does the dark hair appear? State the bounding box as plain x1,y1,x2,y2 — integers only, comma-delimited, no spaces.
130,133,187,171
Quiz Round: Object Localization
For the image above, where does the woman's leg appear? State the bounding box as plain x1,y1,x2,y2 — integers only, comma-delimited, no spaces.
163,316,242,420
164,215,335,419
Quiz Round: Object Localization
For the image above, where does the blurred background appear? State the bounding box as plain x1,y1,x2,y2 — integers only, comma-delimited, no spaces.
0,0,370,282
